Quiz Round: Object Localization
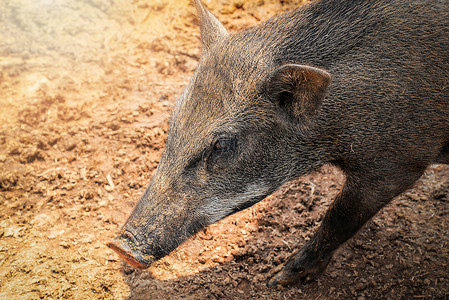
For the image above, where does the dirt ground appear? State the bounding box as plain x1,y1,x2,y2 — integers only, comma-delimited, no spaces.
0,0,448,299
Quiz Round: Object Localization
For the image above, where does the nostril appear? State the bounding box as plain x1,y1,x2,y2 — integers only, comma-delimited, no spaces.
121,230,139,246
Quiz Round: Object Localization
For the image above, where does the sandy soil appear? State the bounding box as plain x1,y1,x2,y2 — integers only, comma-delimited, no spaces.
0,0,448,299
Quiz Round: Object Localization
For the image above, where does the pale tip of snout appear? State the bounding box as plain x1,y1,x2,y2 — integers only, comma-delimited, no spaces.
107,239,152,269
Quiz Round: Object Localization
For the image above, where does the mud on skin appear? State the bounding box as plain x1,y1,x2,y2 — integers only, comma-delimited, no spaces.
109,0,449,287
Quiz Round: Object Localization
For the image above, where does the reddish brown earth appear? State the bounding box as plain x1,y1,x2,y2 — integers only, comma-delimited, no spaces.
0,0,448,299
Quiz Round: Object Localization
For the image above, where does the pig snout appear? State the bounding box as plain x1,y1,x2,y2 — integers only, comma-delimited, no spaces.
108,177,210,269
107,230,155,269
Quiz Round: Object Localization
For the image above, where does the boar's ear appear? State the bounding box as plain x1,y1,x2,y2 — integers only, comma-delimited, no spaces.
193,0,229,52
265,64,331,124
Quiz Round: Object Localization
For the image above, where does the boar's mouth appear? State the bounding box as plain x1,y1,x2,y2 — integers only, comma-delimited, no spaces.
108,195,271,269
108,214,209,269
107,231,155,269
107,181,273,269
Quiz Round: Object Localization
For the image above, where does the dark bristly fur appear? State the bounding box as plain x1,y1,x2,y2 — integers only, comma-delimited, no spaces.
110,0,449,287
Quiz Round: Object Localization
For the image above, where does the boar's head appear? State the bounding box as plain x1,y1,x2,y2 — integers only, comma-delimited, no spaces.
108,0,330,269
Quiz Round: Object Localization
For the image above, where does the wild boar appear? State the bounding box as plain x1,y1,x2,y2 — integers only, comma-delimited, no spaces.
108,0,449,286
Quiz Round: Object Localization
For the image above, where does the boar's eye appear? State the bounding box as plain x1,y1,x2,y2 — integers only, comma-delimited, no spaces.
205,137,236,172
213,138,236,153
